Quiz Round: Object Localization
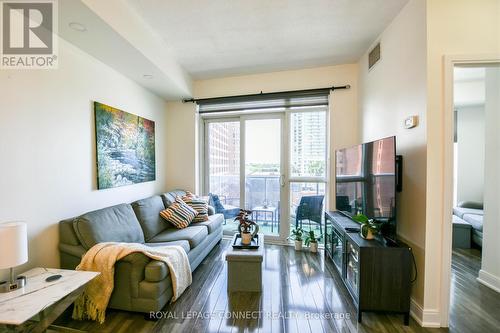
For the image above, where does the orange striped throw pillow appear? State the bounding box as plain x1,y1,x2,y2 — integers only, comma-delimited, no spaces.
160,196,198,229
182,192,209,223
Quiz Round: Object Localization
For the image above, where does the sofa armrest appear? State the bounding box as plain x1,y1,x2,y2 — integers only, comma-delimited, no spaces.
145,260,169,282
59,243,86,258
59,243,86,269
115,253,151,298
119,252,150,267
208,205,215,216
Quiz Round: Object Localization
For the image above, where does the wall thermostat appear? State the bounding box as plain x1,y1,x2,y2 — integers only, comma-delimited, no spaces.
404,116,418,129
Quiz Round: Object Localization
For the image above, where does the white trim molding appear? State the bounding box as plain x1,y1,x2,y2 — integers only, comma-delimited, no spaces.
478,270,500,294
410,298,441,328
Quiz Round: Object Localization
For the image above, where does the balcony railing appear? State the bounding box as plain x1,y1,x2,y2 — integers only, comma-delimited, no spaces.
211,175,325,213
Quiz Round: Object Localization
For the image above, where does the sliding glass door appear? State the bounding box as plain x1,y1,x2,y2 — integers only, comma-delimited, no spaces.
204,108,327,242
243,115,284,237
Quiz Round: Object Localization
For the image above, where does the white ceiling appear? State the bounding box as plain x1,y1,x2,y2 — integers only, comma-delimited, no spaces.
127,0,409,79
59,0,191,99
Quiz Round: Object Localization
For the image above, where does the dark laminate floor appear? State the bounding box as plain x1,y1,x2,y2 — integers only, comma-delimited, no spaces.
449,248,500,333
55,242,499,333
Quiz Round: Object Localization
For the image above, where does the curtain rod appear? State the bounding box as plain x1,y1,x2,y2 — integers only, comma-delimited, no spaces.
182,85,350,104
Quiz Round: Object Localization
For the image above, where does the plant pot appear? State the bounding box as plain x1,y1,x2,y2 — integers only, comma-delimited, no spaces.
360,226,375,240
310,242,318,253
294,240,303,251
241,232,252,245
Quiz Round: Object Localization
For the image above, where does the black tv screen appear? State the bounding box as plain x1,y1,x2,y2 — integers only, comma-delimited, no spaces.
335,136,397,242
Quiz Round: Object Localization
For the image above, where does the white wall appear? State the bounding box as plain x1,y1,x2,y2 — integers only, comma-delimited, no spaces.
357,0,427,308
165,64,360,209
455,106,485,204
0,38,168,281
164,101,198,192
479,66,500,292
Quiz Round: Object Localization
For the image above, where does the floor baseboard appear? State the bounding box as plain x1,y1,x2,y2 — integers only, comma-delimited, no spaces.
478,269,500,293
410,298,441,328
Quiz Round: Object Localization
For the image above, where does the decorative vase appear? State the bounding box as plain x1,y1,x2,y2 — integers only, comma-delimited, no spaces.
241,232,252,245
310,242,318,253
360,224,375,240
294,240,302,251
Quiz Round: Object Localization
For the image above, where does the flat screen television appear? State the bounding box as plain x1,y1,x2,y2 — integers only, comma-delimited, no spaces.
335,136,397,243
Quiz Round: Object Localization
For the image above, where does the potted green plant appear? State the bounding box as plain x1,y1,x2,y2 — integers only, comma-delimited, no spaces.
289,227,304,250
304,230,319,253
352,213,380,240
234,209,259,245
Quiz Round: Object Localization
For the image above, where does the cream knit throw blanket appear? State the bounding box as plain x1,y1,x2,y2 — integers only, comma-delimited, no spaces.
72,242,191,323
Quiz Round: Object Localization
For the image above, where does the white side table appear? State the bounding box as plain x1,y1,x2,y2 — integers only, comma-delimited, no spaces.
0,267,99,333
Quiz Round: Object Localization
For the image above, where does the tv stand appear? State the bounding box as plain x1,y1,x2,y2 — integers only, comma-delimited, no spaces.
383,237,399,247
324,211,412,325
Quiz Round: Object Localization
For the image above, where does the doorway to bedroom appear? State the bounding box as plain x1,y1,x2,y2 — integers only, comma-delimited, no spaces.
452,66,486,253
447,63,500,329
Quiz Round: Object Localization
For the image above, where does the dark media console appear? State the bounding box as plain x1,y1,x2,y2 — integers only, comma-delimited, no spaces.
325,211,412,325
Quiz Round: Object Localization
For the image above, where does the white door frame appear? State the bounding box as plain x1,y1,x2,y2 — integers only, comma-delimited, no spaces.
441,53,500,327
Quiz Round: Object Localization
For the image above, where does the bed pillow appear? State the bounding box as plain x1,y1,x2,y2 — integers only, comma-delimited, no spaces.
159,196,198,229
182,192,209,222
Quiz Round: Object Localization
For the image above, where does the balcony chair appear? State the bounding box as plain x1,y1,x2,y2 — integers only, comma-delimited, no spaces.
208,193,240,224
295,195,324,236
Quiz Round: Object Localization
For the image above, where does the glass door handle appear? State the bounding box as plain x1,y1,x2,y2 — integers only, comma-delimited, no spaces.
280,175,285,187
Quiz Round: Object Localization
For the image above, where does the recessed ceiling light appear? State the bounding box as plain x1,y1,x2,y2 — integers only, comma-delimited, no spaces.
69,22,87,32
143,74,154,79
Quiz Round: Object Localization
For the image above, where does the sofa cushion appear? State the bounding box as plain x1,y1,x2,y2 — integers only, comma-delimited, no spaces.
161,190,187,207
463,214,483,231
160,197,198,229
132,196,168,241
195,213,224,234
145,240,190,254
73,204,144,250
453,207,484,219
148,226,208,249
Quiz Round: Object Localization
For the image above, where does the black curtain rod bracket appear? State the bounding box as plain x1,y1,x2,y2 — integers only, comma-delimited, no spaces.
182,84,350,103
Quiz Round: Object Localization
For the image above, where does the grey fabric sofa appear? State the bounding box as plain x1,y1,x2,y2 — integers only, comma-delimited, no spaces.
59,190,224,313
453,201,484,247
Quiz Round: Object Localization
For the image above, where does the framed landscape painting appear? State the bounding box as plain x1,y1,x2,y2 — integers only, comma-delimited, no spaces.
94,102,156,189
